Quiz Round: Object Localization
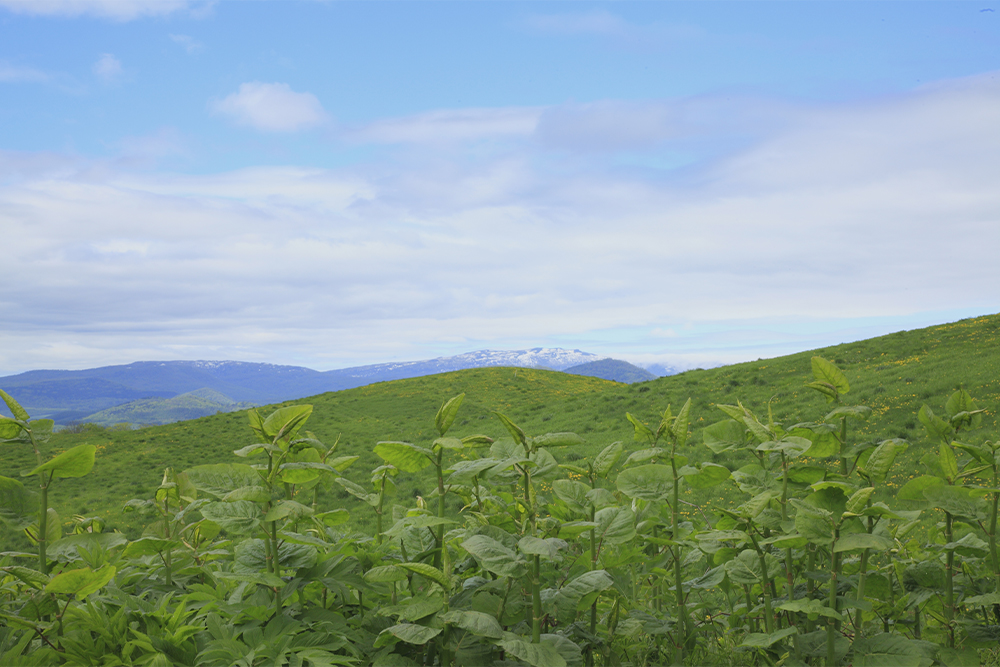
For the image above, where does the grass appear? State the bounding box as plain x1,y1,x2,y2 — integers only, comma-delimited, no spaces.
3,312,999,552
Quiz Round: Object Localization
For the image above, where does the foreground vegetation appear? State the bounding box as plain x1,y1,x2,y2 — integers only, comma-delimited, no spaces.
1,321,1000,664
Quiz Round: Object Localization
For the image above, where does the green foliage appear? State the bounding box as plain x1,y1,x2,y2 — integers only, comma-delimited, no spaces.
3,315,1000,665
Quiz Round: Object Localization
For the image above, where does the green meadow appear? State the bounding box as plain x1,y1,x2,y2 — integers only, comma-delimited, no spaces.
3,313,998,551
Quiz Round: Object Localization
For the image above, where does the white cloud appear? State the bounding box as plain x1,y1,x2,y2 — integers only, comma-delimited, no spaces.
2,71,1000,374
169,33,203,54
210,82,328,132
0,0,202,21
93,53,122,83
0,61,49,83
347,107,540,145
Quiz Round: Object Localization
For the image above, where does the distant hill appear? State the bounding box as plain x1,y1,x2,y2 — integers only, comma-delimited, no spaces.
79,388,255,427
563,358,656,383
3,312,998,550
0,348,646,425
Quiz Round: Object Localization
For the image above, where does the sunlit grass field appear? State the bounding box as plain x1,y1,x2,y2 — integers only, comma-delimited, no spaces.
3,312,998,552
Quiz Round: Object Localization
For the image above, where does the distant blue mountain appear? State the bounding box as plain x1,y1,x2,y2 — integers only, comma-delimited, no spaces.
0,348,675,425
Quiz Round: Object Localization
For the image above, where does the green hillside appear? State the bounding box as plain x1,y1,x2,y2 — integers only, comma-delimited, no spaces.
78,387,254,427
3,313,999,552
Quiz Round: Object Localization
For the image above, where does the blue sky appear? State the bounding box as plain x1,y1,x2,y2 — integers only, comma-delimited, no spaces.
1,1,999,375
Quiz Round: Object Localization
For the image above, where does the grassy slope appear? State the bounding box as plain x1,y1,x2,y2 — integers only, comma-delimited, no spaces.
3,313,998,550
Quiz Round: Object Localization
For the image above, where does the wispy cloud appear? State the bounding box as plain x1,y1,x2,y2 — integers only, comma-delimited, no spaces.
346,107,540,145
0,61,49,83
2,71,999,373
210,82,328,132
169,33,203,54
93,53,123,83
0,0,205,21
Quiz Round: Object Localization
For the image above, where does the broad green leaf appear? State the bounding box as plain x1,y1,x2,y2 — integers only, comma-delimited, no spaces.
185,464,264,499
327,455,360,472
447,458,502,484
316,509,349,526
963,592,1000,606
397,562,450,591
786,465,827,485
852,633,934,667
862,439,908,485
592,441,624,476
433,437,464,451
811,357,849,394
625,412,655,444
221,486,272,503
232,443,283,457
552,479,592,515
0,565,49,589
805,381,839,403
384,514,457,539
939,443,959,481
756,437,811,457
0,389,29,421
48,533,128,562
846,487,876,514
740,627,799,648
498,635,566,667
24,507,61,546
0,416,23,440
681,462,731,489
533,432,585,448
557,521,599,538
945,388,977,421
937,647,981,667
45,564,116,600
834,533,894,552
234,538,317,572
0,476,36,529
494,412,528,446
440,610,504,638
334,477,378,506
278,461,336,485
376,623,442,647
201,500,262,534
263,499,314,522
616,464,674,501
923,485,988,521
943,532,989,556
215,570,286,588
918,404,954,443
553,570,614,623
777,598,844,621
435,393,465,436
364,565,408,583
897,475,946,507
825,405,871,421
671,398,692,446
703,419,746,454
788,424,839,458
25,444,96,479
742,414,773,444
378,593,445,621
725,549,782,586
374,442,432,472
122,537,180,559
594,506,636,546
261,404,312,441
624,447,666,465
461,535,527,578
518,536,567,561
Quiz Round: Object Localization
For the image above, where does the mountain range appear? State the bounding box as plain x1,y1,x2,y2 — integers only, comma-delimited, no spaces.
0,349,665,426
